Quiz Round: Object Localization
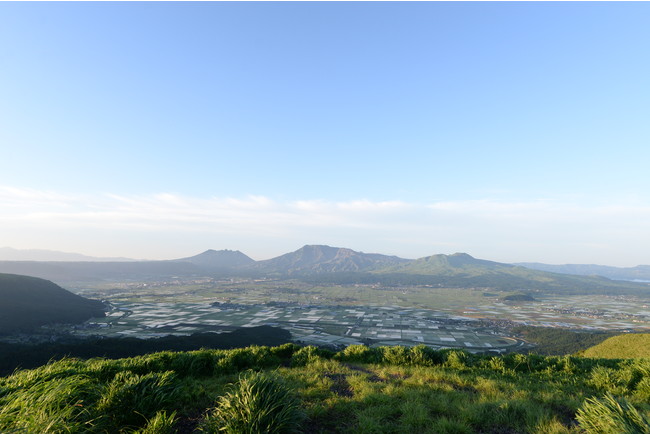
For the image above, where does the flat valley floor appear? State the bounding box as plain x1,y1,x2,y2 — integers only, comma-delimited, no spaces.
50,279,650,351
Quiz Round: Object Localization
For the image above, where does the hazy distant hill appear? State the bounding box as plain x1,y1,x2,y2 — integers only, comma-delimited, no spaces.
250,245,410,275
175,249,255,271
0,249,254,283
0,260,205,284
517,262,650,282
0,247,136,262
0,273,105,333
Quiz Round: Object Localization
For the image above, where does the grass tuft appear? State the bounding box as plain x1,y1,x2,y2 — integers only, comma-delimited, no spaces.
576,392,650,434
199,370,304,433
135,410,177,434
95,370,180,429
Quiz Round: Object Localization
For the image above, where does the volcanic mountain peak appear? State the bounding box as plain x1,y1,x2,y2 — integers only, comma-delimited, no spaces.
253,245,409,274
176,249,255,270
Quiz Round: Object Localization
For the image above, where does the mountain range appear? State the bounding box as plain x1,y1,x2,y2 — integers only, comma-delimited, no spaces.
5,246,649,281
0,245,648,295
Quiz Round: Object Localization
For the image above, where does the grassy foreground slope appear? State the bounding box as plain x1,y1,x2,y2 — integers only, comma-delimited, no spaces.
581,334,650,359
1,344,649,433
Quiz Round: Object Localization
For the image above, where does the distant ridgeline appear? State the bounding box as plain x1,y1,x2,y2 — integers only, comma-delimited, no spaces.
0,273,105,333
0,245,649,295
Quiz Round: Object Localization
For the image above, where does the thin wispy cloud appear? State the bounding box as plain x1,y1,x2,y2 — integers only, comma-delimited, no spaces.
0,185,648,266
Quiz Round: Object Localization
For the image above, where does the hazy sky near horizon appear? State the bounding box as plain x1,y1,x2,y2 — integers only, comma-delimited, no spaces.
1,2,649,266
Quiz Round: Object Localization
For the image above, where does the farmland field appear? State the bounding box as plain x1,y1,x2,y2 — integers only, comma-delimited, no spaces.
73,301,525,352
60,278,650,352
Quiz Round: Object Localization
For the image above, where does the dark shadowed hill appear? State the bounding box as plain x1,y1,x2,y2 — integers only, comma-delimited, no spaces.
174,249,255,271
250,245,410,275
0,273,106,333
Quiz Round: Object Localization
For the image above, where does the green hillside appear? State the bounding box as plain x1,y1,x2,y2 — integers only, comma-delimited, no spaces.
1,344,649,433
581,334,650,359
373,253,650,295
0,273,105,333
512,327,616,356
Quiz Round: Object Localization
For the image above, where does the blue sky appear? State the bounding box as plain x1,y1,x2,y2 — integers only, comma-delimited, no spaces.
1,2,649,265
